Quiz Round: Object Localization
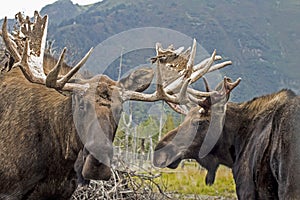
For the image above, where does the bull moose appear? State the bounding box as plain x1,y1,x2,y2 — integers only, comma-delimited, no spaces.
153,58,300,198
0,11,189,199
0,11,153,199
0,11,235,199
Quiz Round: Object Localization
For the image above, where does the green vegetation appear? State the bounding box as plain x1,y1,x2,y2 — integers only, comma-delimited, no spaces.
157,161,236,199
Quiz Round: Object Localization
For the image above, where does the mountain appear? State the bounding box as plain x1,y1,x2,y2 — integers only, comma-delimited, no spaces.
3,0,300,101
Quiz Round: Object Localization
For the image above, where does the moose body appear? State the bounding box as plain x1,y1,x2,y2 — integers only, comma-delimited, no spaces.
154,89,300,199
0,66,155,199
0,69,82,198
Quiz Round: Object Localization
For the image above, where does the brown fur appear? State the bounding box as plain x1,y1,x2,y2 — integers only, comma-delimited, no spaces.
0,63,153,199
240,89,293,119
0,69,80,199
154,89,300,199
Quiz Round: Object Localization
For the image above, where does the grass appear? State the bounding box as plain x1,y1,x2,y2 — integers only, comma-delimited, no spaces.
72,159,236,199
154,161,237,199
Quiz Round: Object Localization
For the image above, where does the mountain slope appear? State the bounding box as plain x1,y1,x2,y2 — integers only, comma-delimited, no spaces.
3,0,299,101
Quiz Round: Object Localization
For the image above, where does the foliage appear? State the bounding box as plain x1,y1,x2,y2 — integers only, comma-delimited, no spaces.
159,161,237,199
136,116,159,139
160,114,173,135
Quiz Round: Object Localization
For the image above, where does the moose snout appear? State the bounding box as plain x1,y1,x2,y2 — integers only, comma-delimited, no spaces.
82,154,112,181
153,143,182,168
153,150,169,168
81,136,114,181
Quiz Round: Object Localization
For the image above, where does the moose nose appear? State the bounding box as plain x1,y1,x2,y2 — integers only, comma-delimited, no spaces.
153,143,181,168
82,154,112,181
153,150,168,167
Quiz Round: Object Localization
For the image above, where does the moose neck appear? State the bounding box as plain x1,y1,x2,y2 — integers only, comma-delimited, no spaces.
207,102,242,168
2,68,83,160
46,94,83,160
212,99,277,168
220,89,296,167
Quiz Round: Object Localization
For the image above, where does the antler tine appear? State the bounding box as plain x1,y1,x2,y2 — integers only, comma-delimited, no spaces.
210,76,241,104
166,102,189,115
1,17,21,62
193,55,222,71
187,87,216,97
186,76,215,98
223,76,242,93
19,38,31,80
55,47,93,89
46,47,67,88
213,76,241,96
190,49,216,84
120,53,191,104
185,38,197,77
155,42,176,54
156,58,165,94
174,46,185,55
189,77,242,110
203,76,210,92
208,60,232,73
191,51,233,84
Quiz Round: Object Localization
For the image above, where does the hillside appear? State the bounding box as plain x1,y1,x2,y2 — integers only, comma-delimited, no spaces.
2,0,300,101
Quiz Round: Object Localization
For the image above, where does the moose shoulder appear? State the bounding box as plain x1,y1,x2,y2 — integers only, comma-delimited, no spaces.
154,88,300,199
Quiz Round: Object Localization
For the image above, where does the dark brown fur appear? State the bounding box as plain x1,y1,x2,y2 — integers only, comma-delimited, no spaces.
154,89,300,199
0,63,153,199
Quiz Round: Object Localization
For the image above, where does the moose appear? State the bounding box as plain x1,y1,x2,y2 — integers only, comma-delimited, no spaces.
0,11,234,199
153,50,300,198
0,11,153,199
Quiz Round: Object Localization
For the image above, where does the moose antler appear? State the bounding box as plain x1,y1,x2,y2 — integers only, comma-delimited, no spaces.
148,39,233,98
144,40,241,114
119,40,200,104
188,77,241,111
1,11,92,91
119,62,191,104
119,38,237,107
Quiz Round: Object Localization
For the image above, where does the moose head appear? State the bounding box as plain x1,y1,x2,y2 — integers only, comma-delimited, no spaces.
152,41,241,185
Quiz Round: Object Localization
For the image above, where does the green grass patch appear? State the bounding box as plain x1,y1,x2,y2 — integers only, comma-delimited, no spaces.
156,161,237,199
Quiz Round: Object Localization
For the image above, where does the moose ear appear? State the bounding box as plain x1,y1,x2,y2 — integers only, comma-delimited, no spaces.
118,67,154,92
